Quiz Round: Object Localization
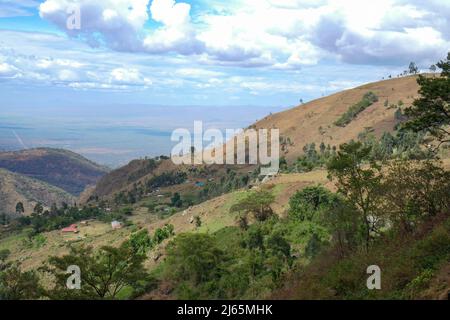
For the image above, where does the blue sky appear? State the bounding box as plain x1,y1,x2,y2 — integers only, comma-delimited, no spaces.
0,0,449,108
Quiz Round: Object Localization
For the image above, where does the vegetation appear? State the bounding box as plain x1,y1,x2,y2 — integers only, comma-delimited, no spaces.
231,190,275,225
335,92,379,127
404,52,450,149
43,244,152,300
1,53,450,301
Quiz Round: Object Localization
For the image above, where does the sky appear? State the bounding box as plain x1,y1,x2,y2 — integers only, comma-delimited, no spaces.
0,0,449,108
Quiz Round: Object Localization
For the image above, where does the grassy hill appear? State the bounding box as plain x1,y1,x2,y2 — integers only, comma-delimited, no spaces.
1,75,448,300
0,148,109,195
0,168,75,216
90,76,422,203
253,75,421,161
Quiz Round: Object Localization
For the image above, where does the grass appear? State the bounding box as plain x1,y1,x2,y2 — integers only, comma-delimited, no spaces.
334,92,379,127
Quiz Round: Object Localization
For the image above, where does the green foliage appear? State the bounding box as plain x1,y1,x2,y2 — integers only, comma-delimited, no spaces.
358,129,431,161
0,264,43,300
335,92,379,127
230,190,275,222
404,52,450,147
164,233,227,299
15,202,24,214
289,185,339,221
146,171,187,190
128,229,153,255
194,216,202,228
381,160,450,233
327,141,384,250
171,192,182,208
153,224,175,244
0,249,10,263
293,143,335,172
33,203,43,215
17,204,108,234
33,233,47,248
44,244,149,299
199,169,252,200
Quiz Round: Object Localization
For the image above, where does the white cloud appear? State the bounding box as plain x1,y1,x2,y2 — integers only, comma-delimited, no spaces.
39,0,150,51
143,0,204,54
37,0,450,68
175,68,223,78
0,62,19,78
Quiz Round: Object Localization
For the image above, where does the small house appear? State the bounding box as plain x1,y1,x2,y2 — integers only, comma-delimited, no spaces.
62,224,79,233
111,221,122,230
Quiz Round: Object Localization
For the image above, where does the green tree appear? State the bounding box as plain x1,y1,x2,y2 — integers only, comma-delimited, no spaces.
164,233,226,298
15,202,25,215
33,203,43,215
409,61,419,74
0,264,43,300
289,185,338,221
194,216,202,228
45,244,148,299
171,192,182,208
381,160,450,233
327,141,384,251
404,52,450,148
230,190,275,222
128,229,153,255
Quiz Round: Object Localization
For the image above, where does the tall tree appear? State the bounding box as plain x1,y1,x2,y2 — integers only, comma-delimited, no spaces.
0,265,43,300
44,244,148,299
327,141,383,251
230,190,275,222
15,202,25,215
33,203,43,215
404,52,450,148
408,62,419,74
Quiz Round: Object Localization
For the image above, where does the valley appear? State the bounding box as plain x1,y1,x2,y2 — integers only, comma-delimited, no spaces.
1,72,449,301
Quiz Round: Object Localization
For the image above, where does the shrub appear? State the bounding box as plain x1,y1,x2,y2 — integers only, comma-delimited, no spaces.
335,92,379,127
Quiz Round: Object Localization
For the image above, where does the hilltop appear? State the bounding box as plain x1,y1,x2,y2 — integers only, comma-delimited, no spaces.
254,75,421,161
0,148,109,195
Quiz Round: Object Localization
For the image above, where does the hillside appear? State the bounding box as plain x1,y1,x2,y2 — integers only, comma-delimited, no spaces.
0,148,109,195
1,73,449,301
88,76,420,202
253,75,421,161
0,168,75,216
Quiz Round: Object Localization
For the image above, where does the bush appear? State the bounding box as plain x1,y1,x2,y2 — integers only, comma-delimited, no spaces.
289,185,339,221
335,92,379,127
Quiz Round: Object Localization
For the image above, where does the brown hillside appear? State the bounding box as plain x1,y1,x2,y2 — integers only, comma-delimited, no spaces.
89,76,422,201
253,75,421,161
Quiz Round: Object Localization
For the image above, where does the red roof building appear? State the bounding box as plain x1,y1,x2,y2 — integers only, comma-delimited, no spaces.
61,224,79,233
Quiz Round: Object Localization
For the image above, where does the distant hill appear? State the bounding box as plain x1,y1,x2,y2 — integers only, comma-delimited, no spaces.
0,148,109,195
253,75,421,161
0,168,75,216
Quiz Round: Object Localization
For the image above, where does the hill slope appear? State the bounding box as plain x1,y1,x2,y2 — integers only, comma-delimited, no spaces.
88,76,420,201
253,75,420,161
0,168,75,216
0,148,109,195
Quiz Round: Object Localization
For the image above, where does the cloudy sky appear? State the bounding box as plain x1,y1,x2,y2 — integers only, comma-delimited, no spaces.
0,0,449,107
